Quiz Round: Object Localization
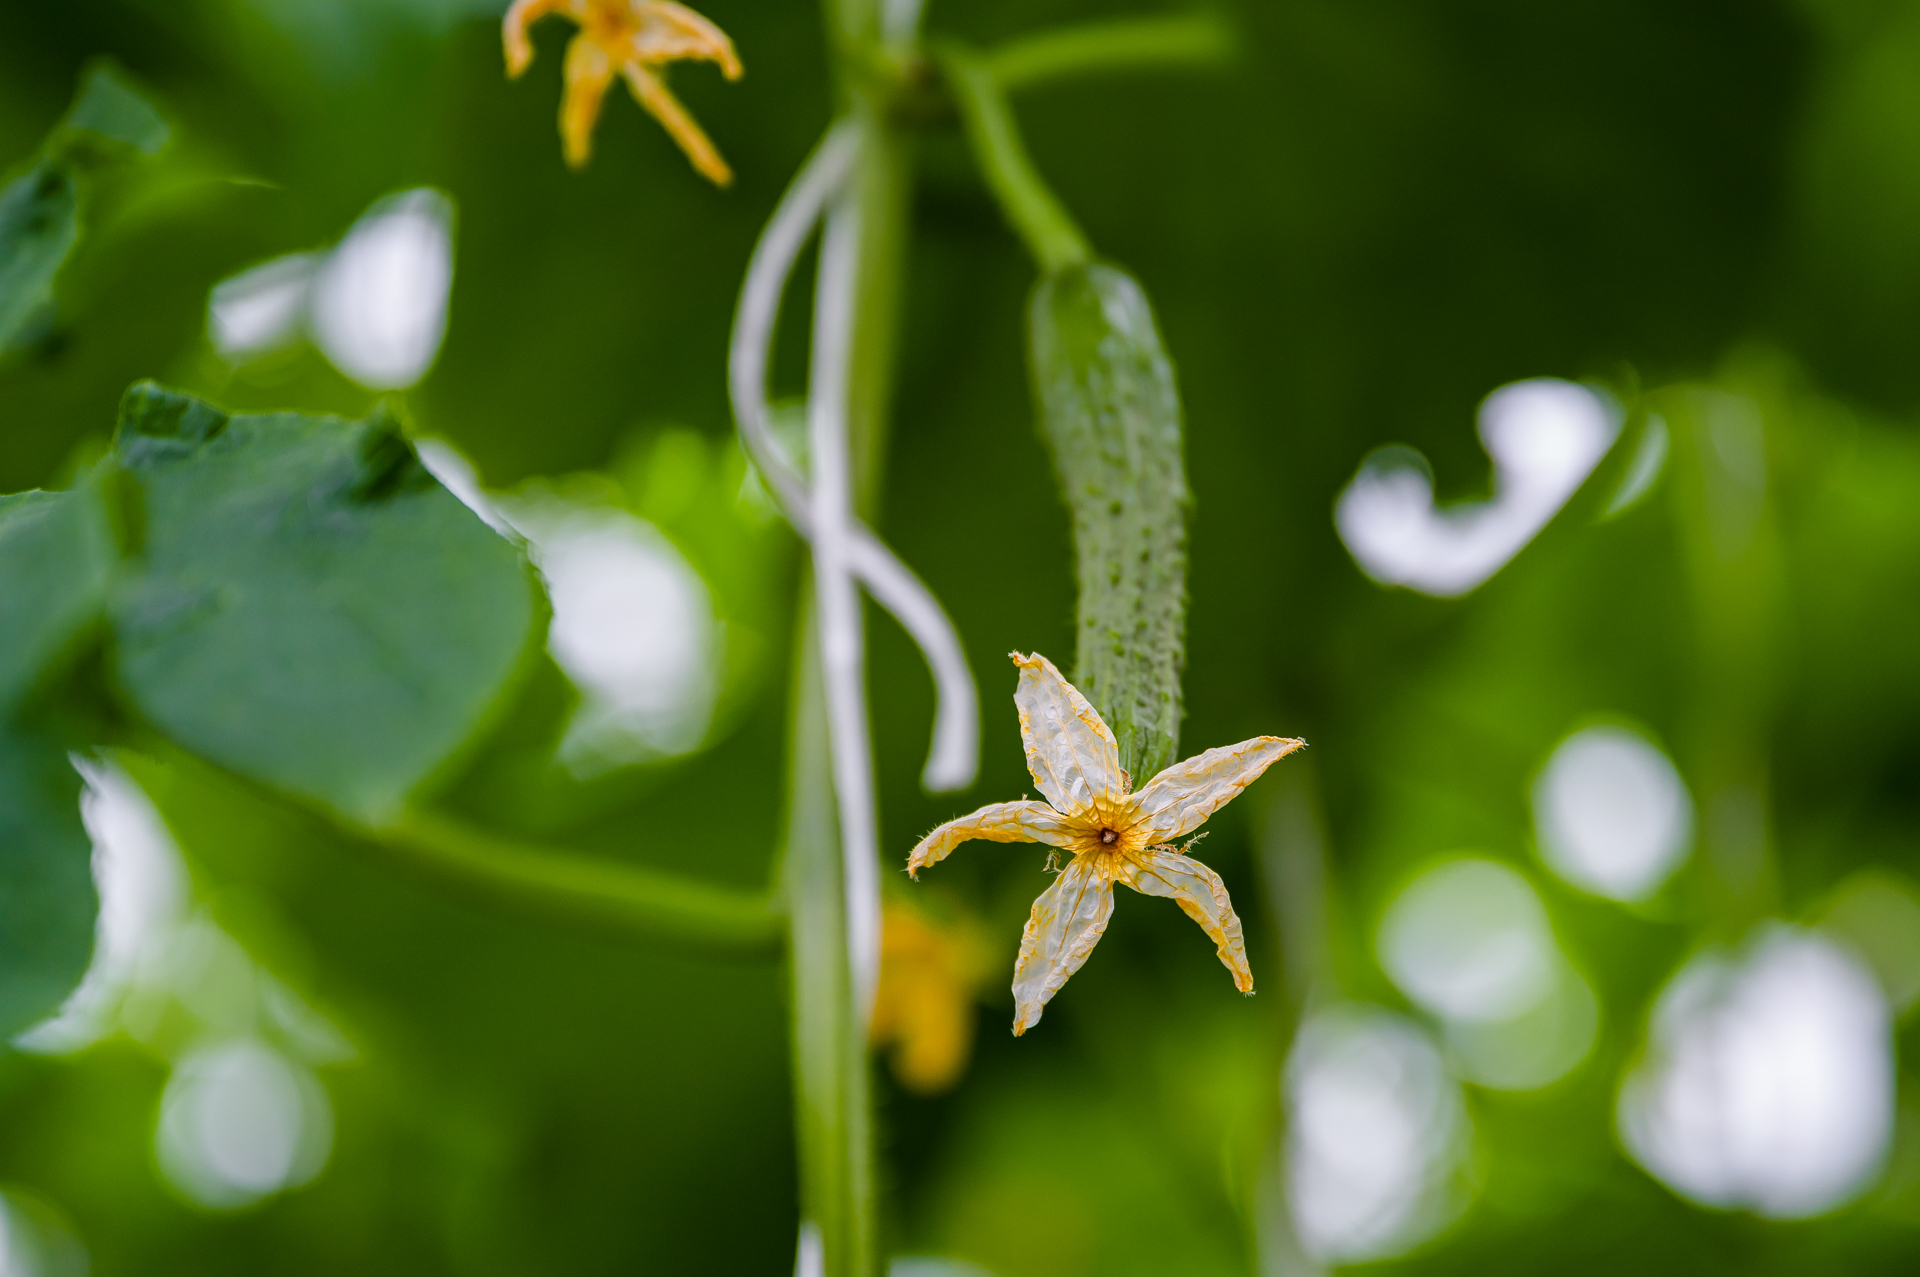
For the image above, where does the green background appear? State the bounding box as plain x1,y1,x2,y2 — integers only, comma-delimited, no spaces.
3,0,1919,1273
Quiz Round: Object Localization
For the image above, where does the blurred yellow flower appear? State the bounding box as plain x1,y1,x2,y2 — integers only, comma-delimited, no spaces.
872,897,990,1094
503,0,742,181
910,653,1304,1035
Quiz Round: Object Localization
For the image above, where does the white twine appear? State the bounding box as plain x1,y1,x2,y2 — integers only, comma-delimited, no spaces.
729,123,978,795
807,179,882,1023
793,1220,824,1277
729,120,982,1022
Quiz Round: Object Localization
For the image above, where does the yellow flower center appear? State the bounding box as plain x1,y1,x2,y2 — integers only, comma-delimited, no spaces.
1099,827,1118,845
582,2,638,47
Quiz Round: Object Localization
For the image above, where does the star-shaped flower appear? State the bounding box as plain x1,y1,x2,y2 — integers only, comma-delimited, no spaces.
910,653,1305,1035
503,0,743,181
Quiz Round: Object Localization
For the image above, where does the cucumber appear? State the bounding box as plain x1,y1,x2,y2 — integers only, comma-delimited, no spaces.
1028,262,1190,784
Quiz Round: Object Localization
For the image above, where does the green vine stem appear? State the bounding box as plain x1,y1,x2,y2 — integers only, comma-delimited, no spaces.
136,745,787,954
350,809,785,953
123,743,785,953
786,0,922,1270
783,602,877,1277
987,13,1234,93
789,128,891,1277
727,115,893,1277
1660,385,1784,933
935,43,1091,274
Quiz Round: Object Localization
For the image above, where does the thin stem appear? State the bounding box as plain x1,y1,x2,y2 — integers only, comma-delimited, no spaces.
1660,388,1783,934
346,808,785,954
826,0,884,92
787,0,922,1270
133,741,786,953
988,13,1235,93
839,104,910,518
784,596,877,1277
937,43,1092,274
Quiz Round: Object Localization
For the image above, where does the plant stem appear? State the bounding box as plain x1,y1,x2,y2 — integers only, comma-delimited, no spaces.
788,4,919,1272
936,43,1092,274
784,597,877,1277
126,744,786,954
789,116,898,1277
841,111,912,513
1661,386,1783,934
988,13,1234,93
1252,770,1336,1275
345,808,785,953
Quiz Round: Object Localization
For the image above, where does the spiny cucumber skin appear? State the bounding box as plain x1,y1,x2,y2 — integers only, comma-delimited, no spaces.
1028,262,1189,785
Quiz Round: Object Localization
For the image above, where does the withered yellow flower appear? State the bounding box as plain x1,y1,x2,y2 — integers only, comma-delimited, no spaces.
503,0,742,182
871,897,990,1095
910,653,1305,1035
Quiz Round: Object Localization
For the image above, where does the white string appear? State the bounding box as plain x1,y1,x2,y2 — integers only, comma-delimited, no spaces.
730,125,853,520
808,182,882,1024
846,534,976,790
881,0,928,47
729,124,978,794
793,1220,824,1277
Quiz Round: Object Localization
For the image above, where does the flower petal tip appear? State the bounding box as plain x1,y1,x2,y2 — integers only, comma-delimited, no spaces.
505,0,741,176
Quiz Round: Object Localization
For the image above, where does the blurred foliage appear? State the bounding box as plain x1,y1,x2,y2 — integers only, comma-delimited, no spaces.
111,383,536,818
2,0,1920,1275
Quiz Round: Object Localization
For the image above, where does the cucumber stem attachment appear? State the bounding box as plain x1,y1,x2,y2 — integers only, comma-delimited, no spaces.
936,42,1091,274
988,13,1234,93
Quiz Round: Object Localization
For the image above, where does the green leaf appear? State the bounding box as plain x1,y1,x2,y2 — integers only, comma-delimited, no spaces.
1029,262,1189,783
111,384,538,820
0,64,169,357
0,487,114,711
54,64,171,159
0,164,79,355
0,727,97,1041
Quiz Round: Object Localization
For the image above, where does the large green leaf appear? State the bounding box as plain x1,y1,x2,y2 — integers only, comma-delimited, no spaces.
0,488,114,711
111,384,538,820
0,727,97,1040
